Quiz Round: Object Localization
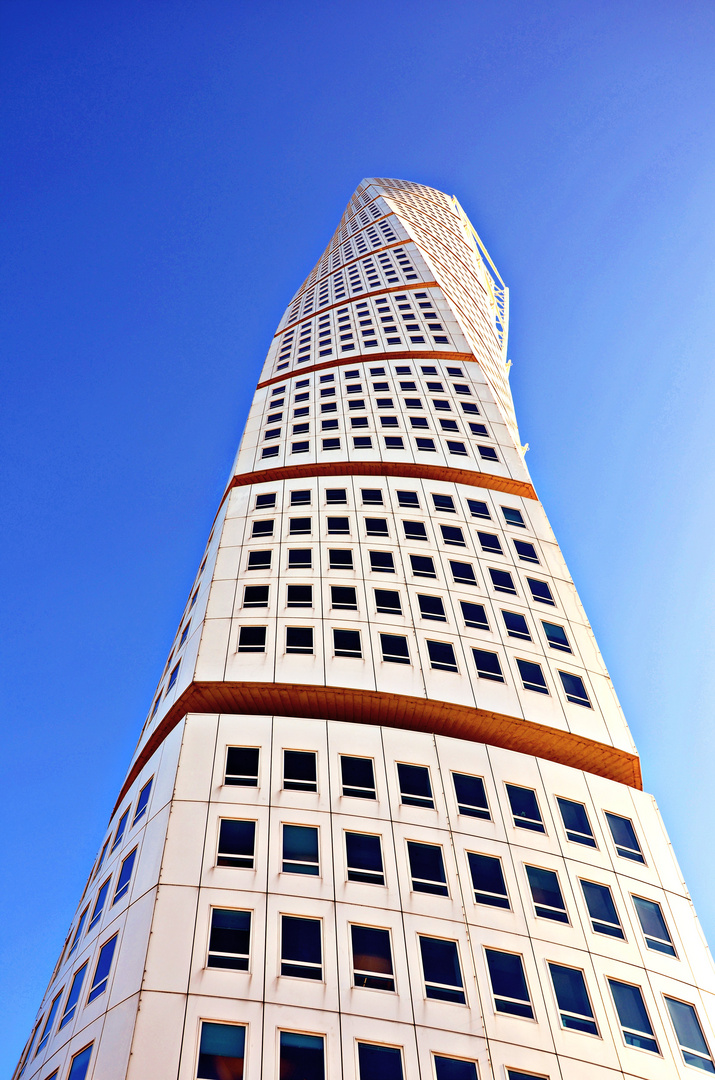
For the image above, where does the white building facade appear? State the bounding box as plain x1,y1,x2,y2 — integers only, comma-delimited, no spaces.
14,178,715,1080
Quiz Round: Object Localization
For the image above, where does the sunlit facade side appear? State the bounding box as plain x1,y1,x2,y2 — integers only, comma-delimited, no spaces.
15,179,715,1080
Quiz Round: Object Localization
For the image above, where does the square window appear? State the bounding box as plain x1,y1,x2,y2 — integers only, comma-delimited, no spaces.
384,436,404,449
427,639,458,672
461,402,480,415
450,561,477,586
252,519,274,538
59,962,88,1029
527,578,554,605
217,819,255,868
326,488,347,504
329,548,353,570
441,525,465,546
262,445,279,459
365,517,389,536
370,550,395,573
542,621,571,652
397,490,419,508
502,506,525,527
197,1022,245,1080
434,1059,477,1080
238,626,266,652
516,658,549,694
327,516,350,535
291,490,311,505
469,422,488,436
416,437,436,451
408,552,436,578
208,909,251,970
283,749,317,792
282,823,319,874
380,633,410,664
468,852,509,907
418,594,446,621
341,756,376,799
558,670,591,706
407,840,448,895
556,797,596,846
397,763,434,808
453,772,490,819
289,516,312,534
466,499,490,519
419,936,465,1003
478,531,502,554
243,584,269,607
404,520,428,541
581,880,624,938
225,747,259,787
664,997,715,1072
331,585,357,609
514,539,539,563
502,611,531,640
287,584,313,608
279,1032,324,1080
286,626,314,654
490,568,516,594
281,916,322,978
346,830,385,884
440,419,459,432
506,784,545,832
362,488,383,504
472,648,504,681
358,1044,403,1080
375,588,402,614
291,441,309,454
113,848,137,903
485,949,534,1018
478,445,498,461
632,895,676,955
608,980,658,1052
334,628,362,657
322,437,340,450
460,601,489,630
549,963,598,1034
432,494,455,512
447,440,467,455
352,925,395,991
87,934,118,1001
526,865,568,922
288,549,312,568
67,1046,93,1080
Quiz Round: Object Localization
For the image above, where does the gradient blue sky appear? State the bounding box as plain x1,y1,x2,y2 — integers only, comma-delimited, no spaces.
2,0,715,1067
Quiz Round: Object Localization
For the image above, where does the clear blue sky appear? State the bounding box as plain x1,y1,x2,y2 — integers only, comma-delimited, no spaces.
2,0,715,1068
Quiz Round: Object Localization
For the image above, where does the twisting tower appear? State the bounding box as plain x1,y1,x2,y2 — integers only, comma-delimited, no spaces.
15,179,715,1080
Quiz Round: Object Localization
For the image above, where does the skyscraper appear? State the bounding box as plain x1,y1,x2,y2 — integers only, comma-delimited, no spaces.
15,177,715,1080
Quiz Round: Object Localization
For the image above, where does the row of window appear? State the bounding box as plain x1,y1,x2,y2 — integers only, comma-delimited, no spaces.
268,364,473,399
264,393,485,421
27,932,118,1066
236,624,588,700
245,548,556,604
19,1042,92,1080
276,294,450,370
195,984,715,1080
250,488,527,527
261,435,497,460
249,519,537,564
265,416,492,439
240,583,566,642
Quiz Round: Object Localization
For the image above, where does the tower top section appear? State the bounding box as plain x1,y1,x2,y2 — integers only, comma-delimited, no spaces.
263,177,517,448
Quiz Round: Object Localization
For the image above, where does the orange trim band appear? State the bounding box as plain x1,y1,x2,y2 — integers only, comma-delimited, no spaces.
258,349,478,390
224,461,537,501
114,680,642,812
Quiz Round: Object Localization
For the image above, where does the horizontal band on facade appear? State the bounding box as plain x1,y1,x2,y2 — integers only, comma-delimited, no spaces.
257,348,479,390
223,460,538,501
114,680,642,813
